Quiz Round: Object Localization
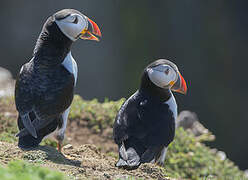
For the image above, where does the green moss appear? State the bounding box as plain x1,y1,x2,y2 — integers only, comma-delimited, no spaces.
106,151,118,159
40,139,57,148
0,161,67,180
166,128,246,179
70,95,125,133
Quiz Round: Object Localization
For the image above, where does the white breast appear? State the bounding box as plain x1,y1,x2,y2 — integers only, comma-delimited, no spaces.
164,92,178,120
62,52,78,86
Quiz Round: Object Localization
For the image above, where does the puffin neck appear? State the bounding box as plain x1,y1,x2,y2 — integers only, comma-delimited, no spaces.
139,70,171,102
33,18,73,67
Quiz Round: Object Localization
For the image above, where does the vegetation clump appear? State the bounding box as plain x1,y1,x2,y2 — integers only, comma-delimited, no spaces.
0,95,247,180
166,128,245,179
70,95,125,133
0,161,67,180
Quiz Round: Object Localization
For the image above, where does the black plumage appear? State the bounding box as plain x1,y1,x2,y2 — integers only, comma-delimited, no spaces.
113,60,179,169
15,10,75,149
15,9,102,151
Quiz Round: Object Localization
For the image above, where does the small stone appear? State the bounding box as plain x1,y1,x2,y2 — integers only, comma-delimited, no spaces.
60,168,66,171
104,173,110,179
210,148,217,154
63,144,73,149
244,169,248,178
217,151,226,161
206,175,217,179
0,67,15,97
4,112,12,117
78,168,85,173
188,152,194,156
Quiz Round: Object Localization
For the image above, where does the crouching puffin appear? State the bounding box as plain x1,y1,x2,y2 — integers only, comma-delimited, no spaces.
113,59,187,169
15,9,101,151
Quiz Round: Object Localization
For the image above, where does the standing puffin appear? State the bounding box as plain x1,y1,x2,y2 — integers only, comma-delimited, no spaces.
113,59,187,169
15,9,101,151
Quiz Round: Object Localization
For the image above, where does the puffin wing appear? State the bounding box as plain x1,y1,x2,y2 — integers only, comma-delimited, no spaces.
16,114,37,138
16,112,58,138
15,63,38,138
114,92,149,168
113,92,140,145
15,62,75,138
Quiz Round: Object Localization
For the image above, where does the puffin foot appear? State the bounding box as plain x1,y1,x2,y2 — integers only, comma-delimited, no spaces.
57,141,63,153
156,160,164,167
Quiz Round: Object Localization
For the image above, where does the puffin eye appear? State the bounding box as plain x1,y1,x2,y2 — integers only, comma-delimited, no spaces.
66,15,78,24
164,68,170,75
72,16,78,24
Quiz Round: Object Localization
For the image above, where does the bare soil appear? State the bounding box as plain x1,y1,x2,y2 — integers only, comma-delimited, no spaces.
66,119,117,153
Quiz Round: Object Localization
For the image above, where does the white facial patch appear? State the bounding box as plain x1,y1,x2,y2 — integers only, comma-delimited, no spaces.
148,65,177,88
55,14,88,41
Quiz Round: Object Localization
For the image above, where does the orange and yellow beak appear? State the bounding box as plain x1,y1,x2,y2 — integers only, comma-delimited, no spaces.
80,17,102,41
171,71,187,94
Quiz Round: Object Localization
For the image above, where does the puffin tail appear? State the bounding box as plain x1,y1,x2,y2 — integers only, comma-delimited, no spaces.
18,134,43,150
17,115,59,150
116,142,141,170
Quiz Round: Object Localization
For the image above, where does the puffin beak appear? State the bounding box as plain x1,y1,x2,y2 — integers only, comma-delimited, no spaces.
80,17,102,41
171,71,187,94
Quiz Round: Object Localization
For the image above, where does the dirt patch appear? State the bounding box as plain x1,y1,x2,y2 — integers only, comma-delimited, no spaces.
0,141,171,180
66,119,117,154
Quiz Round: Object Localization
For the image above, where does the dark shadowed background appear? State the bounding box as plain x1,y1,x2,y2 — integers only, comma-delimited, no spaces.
0,0,247,170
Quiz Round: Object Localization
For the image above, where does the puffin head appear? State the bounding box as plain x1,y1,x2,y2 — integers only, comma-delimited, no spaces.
145,59,187,94
33,9,102,64
53,9,101,42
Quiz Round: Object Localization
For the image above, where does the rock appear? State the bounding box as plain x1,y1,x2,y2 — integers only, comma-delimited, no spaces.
177,110,209,136
177,111,198,128
216,151,226,161
0,67,15,97
210,148,218,154
0,67,12,83
63,144,73,149
244,169,248,178
103,173,111,179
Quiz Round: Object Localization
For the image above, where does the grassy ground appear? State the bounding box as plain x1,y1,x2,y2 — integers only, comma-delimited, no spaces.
0,95,247,180
0,161,66,180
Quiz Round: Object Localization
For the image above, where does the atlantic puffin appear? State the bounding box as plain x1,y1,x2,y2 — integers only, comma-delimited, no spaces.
113,59,187,169
15,9,101,151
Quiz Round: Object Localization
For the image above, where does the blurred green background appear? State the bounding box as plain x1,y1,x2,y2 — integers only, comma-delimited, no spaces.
0,0,247,170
